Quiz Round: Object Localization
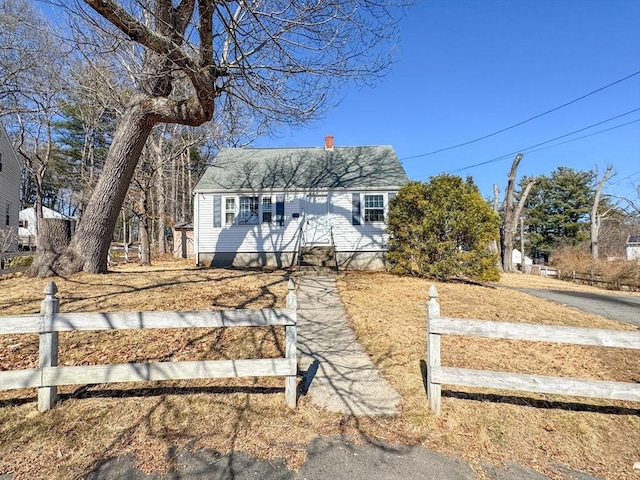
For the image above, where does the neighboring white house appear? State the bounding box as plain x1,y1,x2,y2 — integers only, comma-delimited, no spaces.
512,248,533,267
0,123,21,252
18,206,72,249
193,137,408,269
626,235,640,261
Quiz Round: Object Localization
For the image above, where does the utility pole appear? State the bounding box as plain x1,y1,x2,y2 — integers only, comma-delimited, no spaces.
520,216,525,272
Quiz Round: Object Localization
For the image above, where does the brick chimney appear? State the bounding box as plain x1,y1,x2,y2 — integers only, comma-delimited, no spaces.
324,135,334,151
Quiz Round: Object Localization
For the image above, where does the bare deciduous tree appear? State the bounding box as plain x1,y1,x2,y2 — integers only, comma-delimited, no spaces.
501,153,535,272
44,0,405,274
589,165,613,260
0,0,71,242
489,183,502,269
0,226,18,254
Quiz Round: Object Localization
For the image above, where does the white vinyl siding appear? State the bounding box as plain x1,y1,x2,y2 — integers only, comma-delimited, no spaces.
329,192,390,252
0,125,21,251
195,190,397,258
197,193,302,253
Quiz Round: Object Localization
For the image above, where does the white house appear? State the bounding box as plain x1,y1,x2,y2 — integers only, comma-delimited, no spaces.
18,206,72,249
0,123,21,252
193,137,408,270
626,235,640,261
512,248,533,267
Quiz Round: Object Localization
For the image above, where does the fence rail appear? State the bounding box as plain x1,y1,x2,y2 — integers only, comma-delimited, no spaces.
564,270,640,290
107,242,141,264
0,280,298,412
425,285,640,415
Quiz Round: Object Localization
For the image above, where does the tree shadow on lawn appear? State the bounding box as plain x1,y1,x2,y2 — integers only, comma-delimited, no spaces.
0,384,286,408
50,270,287,312
419,360,640,416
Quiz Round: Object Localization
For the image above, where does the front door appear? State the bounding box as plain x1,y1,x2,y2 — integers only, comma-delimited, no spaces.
304,194,330,245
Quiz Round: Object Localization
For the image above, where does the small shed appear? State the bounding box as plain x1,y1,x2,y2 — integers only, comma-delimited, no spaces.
173,222,194,259
626,235,640,261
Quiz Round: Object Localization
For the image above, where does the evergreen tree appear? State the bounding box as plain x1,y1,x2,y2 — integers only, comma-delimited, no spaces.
520,167,606,261
387,176,500,281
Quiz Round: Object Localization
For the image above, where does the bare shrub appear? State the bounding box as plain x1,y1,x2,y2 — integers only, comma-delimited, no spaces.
551,246,640,291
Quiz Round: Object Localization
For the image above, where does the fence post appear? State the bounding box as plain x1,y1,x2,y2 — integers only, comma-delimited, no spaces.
426,284,441,415
107,245,112,265
38,281,59,412
285,277,297,408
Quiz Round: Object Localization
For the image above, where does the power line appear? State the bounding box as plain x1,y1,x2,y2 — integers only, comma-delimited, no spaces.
607,169,640,187
402,70,640,161
427,108,640,176
518,119,640,156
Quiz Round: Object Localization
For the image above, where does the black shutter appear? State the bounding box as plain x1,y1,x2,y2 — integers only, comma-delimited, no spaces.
213,195,222,227
352,193,361,225
275,195,285,226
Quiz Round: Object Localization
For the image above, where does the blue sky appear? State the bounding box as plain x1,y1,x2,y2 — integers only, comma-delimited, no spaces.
255,0,640,202
39,0,639,202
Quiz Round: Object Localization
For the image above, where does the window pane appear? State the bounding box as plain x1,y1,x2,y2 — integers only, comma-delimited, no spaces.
262,197,272,210
364,194,384,222
225,197,236,225
262,211,272,223
364,209,384,222
238,196,259,224
364,194,384,208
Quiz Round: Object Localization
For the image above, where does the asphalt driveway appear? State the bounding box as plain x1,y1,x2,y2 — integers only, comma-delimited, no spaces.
514,288,640,328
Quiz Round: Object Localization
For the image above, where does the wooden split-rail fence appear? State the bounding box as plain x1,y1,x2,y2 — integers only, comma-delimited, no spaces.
107,242,141,264
425,285,640,415
0,279,298,412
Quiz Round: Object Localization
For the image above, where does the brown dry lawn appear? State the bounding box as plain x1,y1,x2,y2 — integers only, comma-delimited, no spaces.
0,261,639,479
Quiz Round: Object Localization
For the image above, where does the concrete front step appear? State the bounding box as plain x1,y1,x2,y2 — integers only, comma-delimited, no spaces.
299,246,337,272
298,265,337,275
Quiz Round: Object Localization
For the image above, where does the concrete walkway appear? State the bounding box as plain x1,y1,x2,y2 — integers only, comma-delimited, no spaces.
295,275,401,415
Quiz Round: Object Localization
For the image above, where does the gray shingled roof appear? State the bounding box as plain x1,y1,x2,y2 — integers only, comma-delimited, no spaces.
194,146,408,192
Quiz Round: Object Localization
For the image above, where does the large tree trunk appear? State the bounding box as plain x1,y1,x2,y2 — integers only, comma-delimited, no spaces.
501,153,535,272
590,165,613,261
55,98,155,274
489,183,503,271
153,127,167,254
29,218,71,277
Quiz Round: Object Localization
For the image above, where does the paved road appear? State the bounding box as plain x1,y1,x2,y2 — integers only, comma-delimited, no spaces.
515,288,640,328
85,436,585,480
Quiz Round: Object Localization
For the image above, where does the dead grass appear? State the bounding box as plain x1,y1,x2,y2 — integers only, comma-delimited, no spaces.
337,271,640,480
1,261,639,479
